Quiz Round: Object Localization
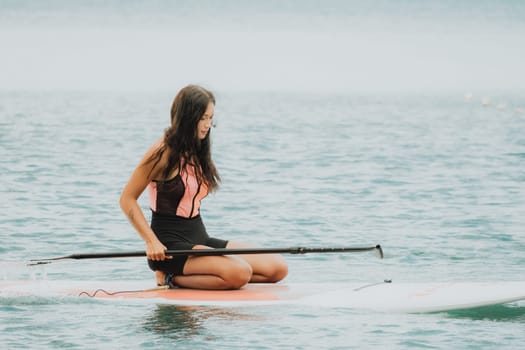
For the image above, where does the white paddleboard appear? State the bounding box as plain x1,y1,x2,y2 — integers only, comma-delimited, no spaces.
1,280,524,313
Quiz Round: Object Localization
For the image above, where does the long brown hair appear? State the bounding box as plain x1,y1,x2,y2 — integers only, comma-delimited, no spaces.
147,85,220,191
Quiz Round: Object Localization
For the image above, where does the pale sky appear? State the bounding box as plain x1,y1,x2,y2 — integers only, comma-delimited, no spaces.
1,3,524,93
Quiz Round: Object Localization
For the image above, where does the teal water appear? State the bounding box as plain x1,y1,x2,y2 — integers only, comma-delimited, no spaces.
2,1,525,349
1,90,524,349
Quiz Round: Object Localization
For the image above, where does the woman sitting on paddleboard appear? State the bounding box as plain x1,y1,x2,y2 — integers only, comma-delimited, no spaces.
120,84,288,289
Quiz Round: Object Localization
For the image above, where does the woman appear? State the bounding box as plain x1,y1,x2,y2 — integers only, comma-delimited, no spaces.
120,84,288,290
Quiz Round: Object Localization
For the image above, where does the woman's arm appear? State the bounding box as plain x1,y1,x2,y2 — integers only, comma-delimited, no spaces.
120,143,169,261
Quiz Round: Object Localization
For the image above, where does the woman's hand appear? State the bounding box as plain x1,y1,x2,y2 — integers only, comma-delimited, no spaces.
146,240,171,261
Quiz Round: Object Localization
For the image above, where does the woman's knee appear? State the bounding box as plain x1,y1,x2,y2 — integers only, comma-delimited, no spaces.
223,260,252,289
267,258,289,283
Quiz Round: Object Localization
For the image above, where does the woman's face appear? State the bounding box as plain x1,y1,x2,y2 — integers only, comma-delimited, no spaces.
197,102,215,140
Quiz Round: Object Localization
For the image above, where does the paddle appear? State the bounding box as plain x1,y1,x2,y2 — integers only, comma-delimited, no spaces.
29,245,383,265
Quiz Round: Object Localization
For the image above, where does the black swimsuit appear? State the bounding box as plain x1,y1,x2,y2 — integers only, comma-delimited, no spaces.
147,165,227,275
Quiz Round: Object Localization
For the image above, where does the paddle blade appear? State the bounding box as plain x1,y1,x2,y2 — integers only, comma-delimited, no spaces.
375,245,384,259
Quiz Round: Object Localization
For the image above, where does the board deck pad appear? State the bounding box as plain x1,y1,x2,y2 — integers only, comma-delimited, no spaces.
1,280,524,312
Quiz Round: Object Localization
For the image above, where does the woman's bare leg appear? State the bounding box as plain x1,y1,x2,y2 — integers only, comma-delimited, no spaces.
155,242,287,288
226,241,288,283
174,255,252,289
156,245,251,290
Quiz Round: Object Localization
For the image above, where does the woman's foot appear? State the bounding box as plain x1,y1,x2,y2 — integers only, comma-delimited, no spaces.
155,270,177,288
155,270,165,286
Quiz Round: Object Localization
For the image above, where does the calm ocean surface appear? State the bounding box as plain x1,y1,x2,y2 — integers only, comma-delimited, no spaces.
1,1,525,349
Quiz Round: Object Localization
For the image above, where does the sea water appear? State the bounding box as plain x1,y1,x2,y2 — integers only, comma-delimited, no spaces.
1,1,525,349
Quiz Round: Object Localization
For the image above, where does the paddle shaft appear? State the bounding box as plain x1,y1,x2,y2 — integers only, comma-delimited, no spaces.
30,245,383,264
